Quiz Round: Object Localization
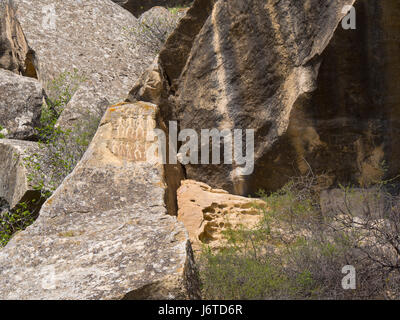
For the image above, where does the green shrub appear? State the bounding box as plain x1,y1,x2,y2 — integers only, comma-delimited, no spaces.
199,174,400,300
0,125,5,139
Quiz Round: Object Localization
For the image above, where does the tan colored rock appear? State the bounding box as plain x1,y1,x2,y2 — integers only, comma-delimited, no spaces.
0,68,43,140
0,102,198,300
112,0,191,17
177,180,265,251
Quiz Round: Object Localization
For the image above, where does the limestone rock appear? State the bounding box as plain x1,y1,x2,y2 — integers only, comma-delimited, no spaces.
112,0,192,17
160,0,400,195
0,68,43,140
292,0,400,188
320,188,385,219
172,0,356,195
10,0,158,130
0,0,31,75
137,6,182,56
177,180,265,252
0,102,198,300
128,0,216,121
158,0,215,93
128,58,164,105
0,139,46,212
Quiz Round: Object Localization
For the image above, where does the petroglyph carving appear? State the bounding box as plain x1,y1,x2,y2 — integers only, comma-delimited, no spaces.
106,104,158,162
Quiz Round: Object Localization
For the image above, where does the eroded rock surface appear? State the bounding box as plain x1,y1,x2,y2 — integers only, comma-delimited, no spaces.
0,68,43,140
112,0,191,17
177,180,265,251
173,0,356,195
0,0,31,75
10,0,157,130
0,102,198,300
0,139,46,211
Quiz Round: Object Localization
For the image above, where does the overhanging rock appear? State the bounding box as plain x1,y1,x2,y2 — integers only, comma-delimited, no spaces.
0,102,198,300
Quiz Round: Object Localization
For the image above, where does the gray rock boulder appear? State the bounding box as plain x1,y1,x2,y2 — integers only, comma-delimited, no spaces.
0,139,46,213
10,0,158,130
0,102,198,300
0,68,43,140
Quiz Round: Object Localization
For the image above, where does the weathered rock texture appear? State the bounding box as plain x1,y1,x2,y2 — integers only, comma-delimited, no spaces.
8,0,158,130
0,0,32,75
151,0,400,196
292,0,400,189
0,68,43,140
177,180,264,251
158,0,215,93
172,0,357,195
129,58,164,106
112,0,192,17
129,0,216,120
0,102,198,300
0,139,45,211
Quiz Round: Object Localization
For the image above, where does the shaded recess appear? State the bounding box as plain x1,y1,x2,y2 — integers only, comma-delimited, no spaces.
247,0,400,193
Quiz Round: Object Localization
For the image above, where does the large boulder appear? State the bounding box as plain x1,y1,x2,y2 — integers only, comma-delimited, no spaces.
0,68,43,140
135,6,183,57
112,0,192,17
158,0,215,93
173,0,356,195
128,0,216,121
0,0,31,75
0,139,46,212
9,0,158,130
0,102,198,300
177,180,265,252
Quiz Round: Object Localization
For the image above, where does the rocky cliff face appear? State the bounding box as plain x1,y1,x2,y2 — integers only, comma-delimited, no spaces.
0,0,30,74
1,0,399,300
171,0,357,194
0,102,198,300
0,68,42,139
132,0,400,196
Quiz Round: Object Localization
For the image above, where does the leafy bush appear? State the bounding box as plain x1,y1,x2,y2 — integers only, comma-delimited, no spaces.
0,70,100,247
24,69,99,195
0,201,38,247
199,173,400,300
0,125,5,139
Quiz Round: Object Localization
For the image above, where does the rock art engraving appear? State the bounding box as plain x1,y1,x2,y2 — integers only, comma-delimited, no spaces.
107,105,157,162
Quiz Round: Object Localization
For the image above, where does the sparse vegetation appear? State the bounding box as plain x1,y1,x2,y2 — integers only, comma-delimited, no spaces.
0,125,5,139
0,201,37,247
0,70,100,247
199,173,400,300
